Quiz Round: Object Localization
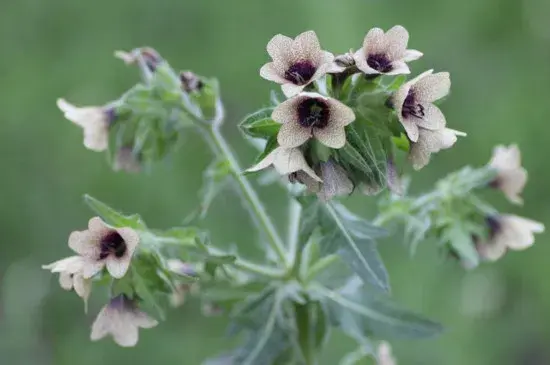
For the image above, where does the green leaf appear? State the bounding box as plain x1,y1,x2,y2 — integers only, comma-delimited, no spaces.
339,142,373,176
441,222,480,268
298,198,390,293
198,158,232,218
317,283,443,339
239,107,277,139
131,253,174,320
241,118,281,139
84,195,147,230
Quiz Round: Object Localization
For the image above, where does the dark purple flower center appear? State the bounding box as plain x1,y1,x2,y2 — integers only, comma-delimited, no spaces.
297,98,330,129
99,231,127,260
285,60,316,85
367,53,393,73
401,91,426,119
486,216,502,238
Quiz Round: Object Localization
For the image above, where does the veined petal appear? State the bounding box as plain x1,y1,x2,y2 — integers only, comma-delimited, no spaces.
478,239,507,261
293,30,322,60
272,147,321,181
385,61,410,75
42,255,84,273
272,97,301,125
413,72,451,103
499,215,544,250
496,168,527,205
313,124,346,149
327,98,356,127
266,34,294,66
281,83,306,98
363,27,386,55
68,231,99,258
385,25,409,59
106,257,131,279
259,62,286,83
277,121,311,148
401,117,420,142
489,144,522,170
404,49,423,61
117,227,140,257
59,272,74,290
246,150,277,172
416,104,447,130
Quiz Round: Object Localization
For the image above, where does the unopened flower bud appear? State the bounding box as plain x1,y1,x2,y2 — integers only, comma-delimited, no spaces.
317,159,353,201
180,71,204,93
113,147,141,173
334,50,355,68
114,47,161,72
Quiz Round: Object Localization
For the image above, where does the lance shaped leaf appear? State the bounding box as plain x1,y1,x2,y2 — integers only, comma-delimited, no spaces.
218,288,289,365
84,194,147,230
317,280,443,339
239,107,279,140
298,197,390,292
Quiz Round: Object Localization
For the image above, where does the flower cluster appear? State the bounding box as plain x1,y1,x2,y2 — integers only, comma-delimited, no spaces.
476,145,543,261
377,144,544,267
246,26,463,200
42,216,158,346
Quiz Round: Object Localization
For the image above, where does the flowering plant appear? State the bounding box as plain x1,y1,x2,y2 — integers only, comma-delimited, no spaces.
44,27,543,364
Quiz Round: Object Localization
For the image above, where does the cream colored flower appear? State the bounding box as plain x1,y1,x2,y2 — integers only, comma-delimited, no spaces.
68,217,139,279
391,70,451,142
317,160,354,201
42,256,92,310
354,25,422,76
260,31,339,97
273,92,355,149
247,146,322,182
377,341,397,365
289,160,353,201
487,144,527,205
477,215,545,261
113,147,141,173
409,128,464,170
91,295,158,347
57,98,111,152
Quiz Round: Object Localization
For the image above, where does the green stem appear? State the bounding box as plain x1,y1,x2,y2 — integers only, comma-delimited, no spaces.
287,198,302,270
295,302,316,365
206,125,288,267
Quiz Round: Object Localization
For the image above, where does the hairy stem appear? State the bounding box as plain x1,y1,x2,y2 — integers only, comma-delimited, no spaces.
195,116,288,268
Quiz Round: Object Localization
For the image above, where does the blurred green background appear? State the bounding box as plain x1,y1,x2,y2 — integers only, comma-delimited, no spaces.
1,0,550,364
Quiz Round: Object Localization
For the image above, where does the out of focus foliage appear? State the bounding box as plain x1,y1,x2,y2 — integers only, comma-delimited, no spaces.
1,0,549,364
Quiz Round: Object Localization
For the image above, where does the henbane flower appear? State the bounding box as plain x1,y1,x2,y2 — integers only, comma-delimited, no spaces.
487,144,527,205
391,70,451,142
91,295,158,347
353,25,422,76
273,92,355,149
42,255,92,310
477,215,544,261
408,128,464,170
57,98,113,152
68,217,139,279
246,146,321,182
260,31,339,97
